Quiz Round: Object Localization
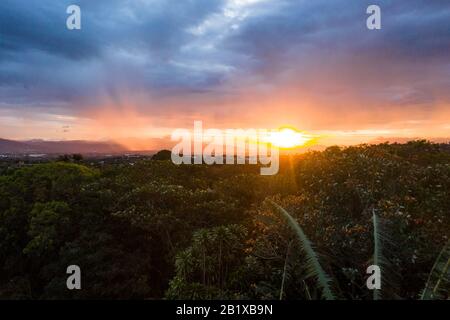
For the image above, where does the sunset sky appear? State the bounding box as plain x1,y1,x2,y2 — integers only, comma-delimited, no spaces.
0,0,449,149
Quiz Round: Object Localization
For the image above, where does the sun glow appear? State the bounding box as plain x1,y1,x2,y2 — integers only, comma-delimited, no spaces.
267,128,313,149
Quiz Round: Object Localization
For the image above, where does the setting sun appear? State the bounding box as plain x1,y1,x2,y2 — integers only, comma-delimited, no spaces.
267,128,312,149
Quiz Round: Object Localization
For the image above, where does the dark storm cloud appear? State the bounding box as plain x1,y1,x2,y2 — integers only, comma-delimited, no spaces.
0,0,226,59
216,0,450,113
0,0,228,109
0,0,448,114
228,1,449,79
0,0,99,60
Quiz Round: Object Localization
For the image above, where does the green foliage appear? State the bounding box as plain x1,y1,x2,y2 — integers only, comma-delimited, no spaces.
151,150,172,161
23,201,71,256
372,211,382,300
269,201,335,300
0,142,449,299
72,154,83,162
166,225,248,299
421,241,450,300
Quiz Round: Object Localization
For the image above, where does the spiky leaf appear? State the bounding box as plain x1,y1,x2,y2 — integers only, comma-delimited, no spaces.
421,241,450,300
269,200,336,300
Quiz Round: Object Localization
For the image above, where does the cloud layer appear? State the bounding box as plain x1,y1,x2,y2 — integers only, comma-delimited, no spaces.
0,0,449,143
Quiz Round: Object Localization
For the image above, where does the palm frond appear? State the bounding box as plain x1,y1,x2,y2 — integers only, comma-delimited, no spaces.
279,240,293,300
421,240,450,300
372,210,382,300
269,200,336,300
371,209,398,300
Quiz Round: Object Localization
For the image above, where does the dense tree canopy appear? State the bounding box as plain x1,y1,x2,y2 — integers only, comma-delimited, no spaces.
0,141,449,299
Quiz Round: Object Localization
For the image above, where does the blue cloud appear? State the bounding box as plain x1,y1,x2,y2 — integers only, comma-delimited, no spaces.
0,0,448,115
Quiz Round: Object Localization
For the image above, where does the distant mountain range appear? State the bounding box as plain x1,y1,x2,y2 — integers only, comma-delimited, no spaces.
0,138,128,154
